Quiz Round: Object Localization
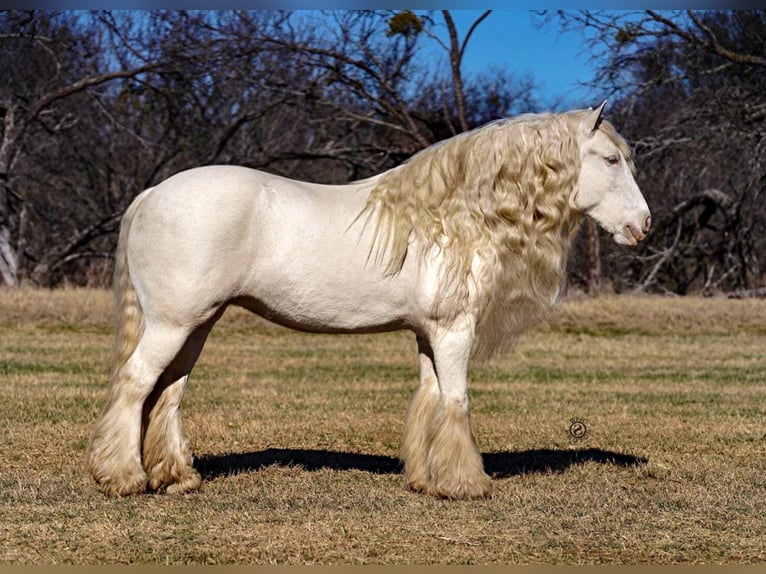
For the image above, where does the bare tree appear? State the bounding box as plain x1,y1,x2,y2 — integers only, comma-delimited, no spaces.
239,11,525,159
0,12,164,285
433,10,491,133
0,11,298,285
2,10,538,286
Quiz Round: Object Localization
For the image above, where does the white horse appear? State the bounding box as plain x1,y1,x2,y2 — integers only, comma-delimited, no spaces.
87,102,650,499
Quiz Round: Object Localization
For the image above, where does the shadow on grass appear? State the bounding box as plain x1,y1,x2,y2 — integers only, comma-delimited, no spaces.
197,448,401,478
484,448,647,478
196,447,646,480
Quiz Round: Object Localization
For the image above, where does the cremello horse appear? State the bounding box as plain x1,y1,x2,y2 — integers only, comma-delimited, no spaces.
87,102,650,499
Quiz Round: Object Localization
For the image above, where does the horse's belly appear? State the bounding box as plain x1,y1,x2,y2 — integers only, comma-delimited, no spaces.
238,251,414,334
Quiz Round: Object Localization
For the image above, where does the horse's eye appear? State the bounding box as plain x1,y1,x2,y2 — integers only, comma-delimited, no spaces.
605,155,620,165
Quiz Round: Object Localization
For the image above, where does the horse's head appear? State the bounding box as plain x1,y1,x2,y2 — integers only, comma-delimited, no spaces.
574,101,651,246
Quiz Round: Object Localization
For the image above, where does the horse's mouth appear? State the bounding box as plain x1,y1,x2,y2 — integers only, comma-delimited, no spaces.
613,224,646,246
613,233,638,247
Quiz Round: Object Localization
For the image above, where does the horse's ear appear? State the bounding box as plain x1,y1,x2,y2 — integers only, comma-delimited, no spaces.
582,100,607,134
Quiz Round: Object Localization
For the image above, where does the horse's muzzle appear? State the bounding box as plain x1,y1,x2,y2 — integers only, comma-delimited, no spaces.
615,212,651,246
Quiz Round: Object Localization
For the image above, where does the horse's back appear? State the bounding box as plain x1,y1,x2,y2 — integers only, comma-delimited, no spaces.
124,166,422,333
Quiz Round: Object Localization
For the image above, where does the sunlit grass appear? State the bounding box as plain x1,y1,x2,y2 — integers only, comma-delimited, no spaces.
1,288,765,564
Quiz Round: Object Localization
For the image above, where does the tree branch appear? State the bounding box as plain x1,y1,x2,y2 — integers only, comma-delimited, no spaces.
28,63,160,123
686,10,766,68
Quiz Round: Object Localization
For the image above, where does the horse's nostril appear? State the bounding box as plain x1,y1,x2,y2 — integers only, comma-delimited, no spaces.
643,215,652,233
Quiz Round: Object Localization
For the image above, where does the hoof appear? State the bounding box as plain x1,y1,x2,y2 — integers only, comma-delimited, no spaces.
403,461,431,494
430,473,493,500
405,476,430,494
148,465,202,494
164,470,202,495
96,471,148,497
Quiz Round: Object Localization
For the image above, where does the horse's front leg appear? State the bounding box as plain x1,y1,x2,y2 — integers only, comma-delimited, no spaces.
424,318,492,499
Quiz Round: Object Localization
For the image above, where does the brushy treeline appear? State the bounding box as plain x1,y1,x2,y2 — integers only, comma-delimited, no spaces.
1,10,763,295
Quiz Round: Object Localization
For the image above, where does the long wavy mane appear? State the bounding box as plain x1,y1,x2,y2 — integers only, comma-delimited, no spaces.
359,110,633,360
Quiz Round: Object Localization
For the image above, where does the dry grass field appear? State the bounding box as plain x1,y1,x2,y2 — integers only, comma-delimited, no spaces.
1,288,765,564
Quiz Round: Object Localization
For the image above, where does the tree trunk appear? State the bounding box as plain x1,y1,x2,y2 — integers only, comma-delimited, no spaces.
441,10,491,134
0,225,18,286
0,106,19,286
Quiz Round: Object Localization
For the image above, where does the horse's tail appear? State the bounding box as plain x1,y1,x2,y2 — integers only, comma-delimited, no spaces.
109,190,151,385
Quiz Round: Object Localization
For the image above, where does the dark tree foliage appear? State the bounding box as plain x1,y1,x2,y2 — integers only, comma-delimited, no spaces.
3,10,762,296
1,10,539,286
1,10,532,286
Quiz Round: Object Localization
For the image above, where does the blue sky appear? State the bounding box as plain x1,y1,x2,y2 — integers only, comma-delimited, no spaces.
437,10,601,109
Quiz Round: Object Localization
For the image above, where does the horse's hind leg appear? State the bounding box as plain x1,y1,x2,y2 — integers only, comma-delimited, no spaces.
141,315,220,494
142,374,199,494
401,336,441,492
87,321,195,496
